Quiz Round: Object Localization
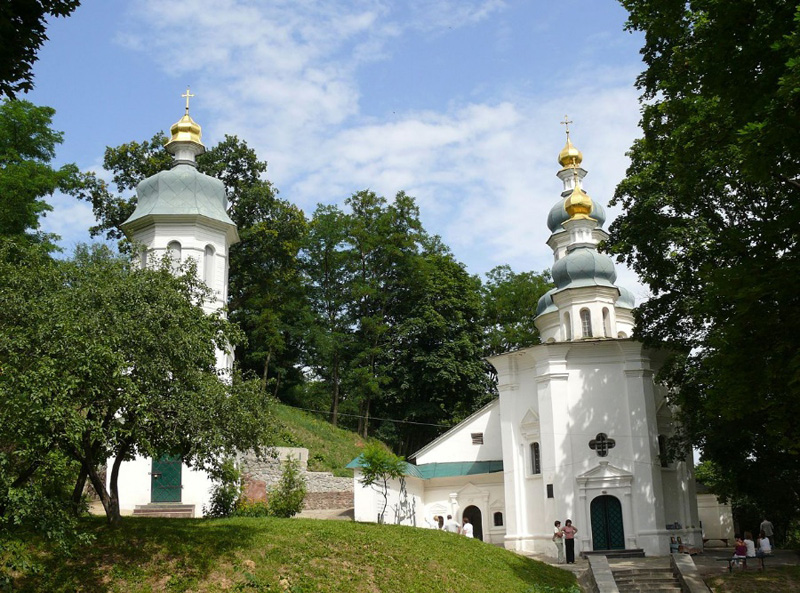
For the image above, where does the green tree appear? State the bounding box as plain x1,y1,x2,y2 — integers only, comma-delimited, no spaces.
0,1,80,98
301,204,353,426
0,243,276,527
358,443,406,524
267,455,307,518
0,99,78,247
481,265,553,356
608,0,800,525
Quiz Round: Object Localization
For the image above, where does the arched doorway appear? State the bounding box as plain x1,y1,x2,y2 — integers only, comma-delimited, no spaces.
590,495,624,550
462,505,483,541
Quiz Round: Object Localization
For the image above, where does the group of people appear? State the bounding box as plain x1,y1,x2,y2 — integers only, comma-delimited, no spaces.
428,514,474,538
552,519,578,564
729,518,775,571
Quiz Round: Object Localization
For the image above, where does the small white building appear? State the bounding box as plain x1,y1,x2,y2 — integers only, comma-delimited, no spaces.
350,133,701,557
111,100,238,516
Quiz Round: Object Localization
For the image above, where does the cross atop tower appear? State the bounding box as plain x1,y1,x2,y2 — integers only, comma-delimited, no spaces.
560,114,573,137
182,87,195,115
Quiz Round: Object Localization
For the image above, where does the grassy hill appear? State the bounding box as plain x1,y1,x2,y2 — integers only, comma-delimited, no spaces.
15,517,579,593
270,403,384,477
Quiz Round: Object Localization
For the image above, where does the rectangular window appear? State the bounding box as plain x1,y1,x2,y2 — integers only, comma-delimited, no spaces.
531,442,541,475
471,432,484,445
493,512,504,526
547,484,554,498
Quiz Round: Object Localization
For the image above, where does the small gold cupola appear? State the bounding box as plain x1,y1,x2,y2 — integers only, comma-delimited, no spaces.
558,114,583,168
165,87,205,162
564,168,594,219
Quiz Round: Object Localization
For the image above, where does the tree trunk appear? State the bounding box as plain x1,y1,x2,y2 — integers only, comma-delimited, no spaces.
71,465,88,515
330,358,340,426
361,395,371,439
261,351,272,392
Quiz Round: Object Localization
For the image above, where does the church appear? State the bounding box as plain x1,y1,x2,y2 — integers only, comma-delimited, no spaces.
111,95,239,515
350,131,701,557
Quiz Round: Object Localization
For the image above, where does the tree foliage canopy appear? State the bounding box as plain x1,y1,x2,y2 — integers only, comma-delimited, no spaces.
609,0,800,522
0,0,80,98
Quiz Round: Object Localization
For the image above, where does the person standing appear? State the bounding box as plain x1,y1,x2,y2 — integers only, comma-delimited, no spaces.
562,519,578,564
553,520,565,564
444,514,461,534
760,518,775,547
462,517,474,538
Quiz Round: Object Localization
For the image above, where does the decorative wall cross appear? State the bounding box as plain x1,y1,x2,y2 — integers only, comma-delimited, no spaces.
182,87,195,114
589,433,616,457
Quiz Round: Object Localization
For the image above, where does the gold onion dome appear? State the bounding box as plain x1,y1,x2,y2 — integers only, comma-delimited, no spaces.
167,113,203,148
558,136,583,168
564,183,594,219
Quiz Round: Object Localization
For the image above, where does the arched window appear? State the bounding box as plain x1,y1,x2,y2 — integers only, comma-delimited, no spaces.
530,442,541,475
564,312,572,341
580,308,592,338
167,241,181,271
493,512,504,526
204,245,215,286
658,434,669,468
602,307,611,338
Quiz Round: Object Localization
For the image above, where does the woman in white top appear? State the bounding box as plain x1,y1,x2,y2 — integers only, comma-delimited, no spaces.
744,531,756,558
553,520,565,564
462,517,474,538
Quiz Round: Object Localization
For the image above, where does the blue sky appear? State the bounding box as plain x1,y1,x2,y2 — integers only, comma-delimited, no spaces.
28,0,647,295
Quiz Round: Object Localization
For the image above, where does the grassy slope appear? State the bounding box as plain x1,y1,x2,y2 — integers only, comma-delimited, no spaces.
18,517,578,593
271,403,381,477
706,566,800,592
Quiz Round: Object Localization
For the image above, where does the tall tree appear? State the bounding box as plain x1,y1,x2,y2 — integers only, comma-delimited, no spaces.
301,204,353,426
0,244,276,527
481,265,553,356
0,0,80,98
0,99,77,247
609,1,800,524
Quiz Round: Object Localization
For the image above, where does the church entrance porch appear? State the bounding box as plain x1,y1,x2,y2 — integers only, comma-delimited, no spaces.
590,495,625,551
462,505,483,541
151,455,182,503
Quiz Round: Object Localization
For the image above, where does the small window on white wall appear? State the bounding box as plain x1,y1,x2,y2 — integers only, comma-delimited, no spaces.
580,308,592,338
602,307,611,338
564,312,572,340
530,442,541,475
204,245,215,286
167,241,181,271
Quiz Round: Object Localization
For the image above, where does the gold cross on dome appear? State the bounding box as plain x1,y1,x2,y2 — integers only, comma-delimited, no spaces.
560,114,573,137
182,87,195,114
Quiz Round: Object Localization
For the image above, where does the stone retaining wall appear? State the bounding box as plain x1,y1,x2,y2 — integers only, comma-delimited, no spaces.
238,447,353,509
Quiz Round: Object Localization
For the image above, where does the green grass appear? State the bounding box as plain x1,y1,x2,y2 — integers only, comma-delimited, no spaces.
14,516,578,593
271,404,385,477
706,565,800,592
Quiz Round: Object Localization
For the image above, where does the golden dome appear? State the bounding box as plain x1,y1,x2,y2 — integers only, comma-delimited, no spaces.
166,113,203,148
558,136,583,168
564,183,593,219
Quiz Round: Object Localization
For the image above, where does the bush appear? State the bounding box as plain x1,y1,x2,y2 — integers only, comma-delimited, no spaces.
203,458,241,518
233,499,271,518
267,455,307,518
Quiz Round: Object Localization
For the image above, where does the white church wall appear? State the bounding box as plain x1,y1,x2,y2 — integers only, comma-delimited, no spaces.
697,493,734,546
114,456,152,514
352,470,424,526
414,400,502,464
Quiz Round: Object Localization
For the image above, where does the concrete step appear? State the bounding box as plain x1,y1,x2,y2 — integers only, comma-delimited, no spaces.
582,548,646,558
612,566,682,593
133,504,195,518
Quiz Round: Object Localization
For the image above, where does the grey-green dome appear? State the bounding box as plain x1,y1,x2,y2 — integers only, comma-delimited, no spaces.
616,285,636,309
552,247,616,290
123,164,234,229
536,288,558,316
547,197,606,233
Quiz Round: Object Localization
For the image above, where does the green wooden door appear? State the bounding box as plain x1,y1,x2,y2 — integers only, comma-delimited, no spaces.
151,455,182,502
590,495,625,550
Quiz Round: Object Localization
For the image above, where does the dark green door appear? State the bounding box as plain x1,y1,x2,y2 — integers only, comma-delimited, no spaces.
151,455,182,502
590,495,625,550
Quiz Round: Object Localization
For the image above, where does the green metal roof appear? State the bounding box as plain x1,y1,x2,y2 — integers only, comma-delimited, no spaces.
346,457,503,480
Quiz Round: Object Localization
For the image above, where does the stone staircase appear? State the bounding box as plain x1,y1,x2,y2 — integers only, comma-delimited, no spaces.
583,549,646,559
611,565,683,593
132,503,195,518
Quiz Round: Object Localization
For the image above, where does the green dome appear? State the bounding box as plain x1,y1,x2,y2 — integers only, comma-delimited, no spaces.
552,247,616,290
616,285,636,309
536,288,558,316
123,164,234,229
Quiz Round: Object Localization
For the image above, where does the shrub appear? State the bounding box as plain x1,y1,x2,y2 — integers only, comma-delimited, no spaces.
203,458,241,518
267,455,307,518
233,498,270,518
